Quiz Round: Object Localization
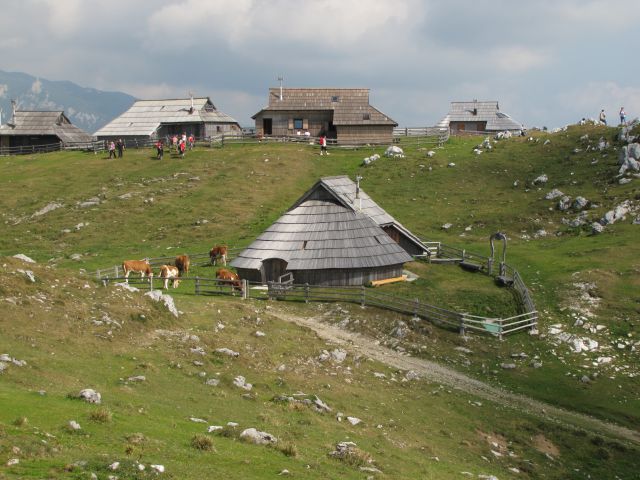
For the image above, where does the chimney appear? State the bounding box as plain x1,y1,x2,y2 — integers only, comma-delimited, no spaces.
355,175,363,212
278,75,284,101
11,99,17,124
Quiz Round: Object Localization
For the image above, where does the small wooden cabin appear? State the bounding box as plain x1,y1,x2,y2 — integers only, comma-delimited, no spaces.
94,97,240,141
0,110,93,151
252,88,397,144
231,176,428,286
438,100,523,135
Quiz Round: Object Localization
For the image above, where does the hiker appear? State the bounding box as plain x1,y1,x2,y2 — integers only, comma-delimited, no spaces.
620,107,626,125
319,134,329,155
108,140,116,159
116,139,124,158
179,139,186,158
188,134,195,150
599,109,607,126
156,140,164,160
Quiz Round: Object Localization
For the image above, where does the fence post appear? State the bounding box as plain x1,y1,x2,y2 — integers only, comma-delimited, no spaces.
305,283,309,303
360,285,366,307
413,298,419,320
242,279,248,300
114,265,119,277
459,314,466,336
149,276,153,292
195,277,200,295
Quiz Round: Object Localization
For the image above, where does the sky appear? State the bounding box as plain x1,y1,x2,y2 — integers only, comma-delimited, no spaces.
1,0,639,128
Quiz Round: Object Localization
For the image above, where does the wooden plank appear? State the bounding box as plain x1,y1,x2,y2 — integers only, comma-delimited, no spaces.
370,275,407,287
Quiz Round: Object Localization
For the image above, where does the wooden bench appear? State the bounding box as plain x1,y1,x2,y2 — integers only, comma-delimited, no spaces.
370,275,407,287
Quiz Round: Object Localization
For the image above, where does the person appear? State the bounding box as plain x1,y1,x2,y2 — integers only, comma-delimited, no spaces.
319,134,329,155
116,138,124,158
188,134,194,150
156,140,164,160
599,109,607,125
108,140,116,159
620,107,626,125
179,139,186,158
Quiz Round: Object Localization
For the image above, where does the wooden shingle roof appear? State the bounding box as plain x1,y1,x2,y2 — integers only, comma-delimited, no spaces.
94,97,239,137
252,88,397,126
0,110,93,143
438,101,523,131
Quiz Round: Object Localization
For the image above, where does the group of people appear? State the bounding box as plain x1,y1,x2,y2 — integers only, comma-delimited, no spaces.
155,133,195,159
599,107,628,126
107,139,125,159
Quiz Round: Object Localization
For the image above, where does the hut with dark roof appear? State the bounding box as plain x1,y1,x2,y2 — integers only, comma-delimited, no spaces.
437,100,523,135
252,88,397,144
231,176,428,286
0,108,93,151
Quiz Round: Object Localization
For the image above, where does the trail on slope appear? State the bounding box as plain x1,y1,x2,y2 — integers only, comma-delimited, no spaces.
272,311,640,445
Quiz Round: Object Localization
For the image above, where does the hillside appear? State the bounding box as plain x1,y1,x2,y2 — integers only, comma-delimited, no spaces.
1,125,639,478
0,70,135,133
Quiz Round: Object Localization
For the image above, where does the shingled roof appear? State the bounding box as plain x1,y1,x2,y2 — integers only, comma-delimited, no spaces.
438,101,523,131
252,88,397,126
0,111,93,143
94,97,239,137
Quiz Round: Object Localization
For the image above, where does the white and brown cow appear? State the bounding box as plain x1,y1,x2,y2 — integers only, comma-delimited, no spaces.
174,254,190,276
216,268,242,292
209,245,228,266
122,259,153,283
159,264,181,289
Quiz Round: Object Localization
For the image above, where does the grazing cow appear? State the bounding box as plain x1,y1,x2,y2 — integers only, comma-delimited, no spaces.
209,245,228,266
216,268,242,292
174,254,190,276
122,259,153,283
159,265,180,289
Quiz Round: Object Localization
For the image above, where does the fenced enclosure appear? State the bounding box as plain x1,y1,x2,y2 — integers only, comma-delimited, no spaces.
95,237,538,338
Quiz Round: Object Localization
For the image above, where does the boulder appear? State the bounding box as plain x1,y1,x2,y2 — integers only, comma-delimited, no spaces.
215,348,240,358
233,375,252,391
591,222,604,234
12,254,36,263
330,349,347,363
384,146,404,158
557,196,572,211
240,427,277,445
572,196,589,210
79,388,101,404
545,188,564,200
533,174,548,185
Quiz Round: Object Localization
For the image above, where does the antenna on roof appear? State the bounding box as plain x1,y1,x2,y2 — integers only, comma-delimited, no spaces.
188,91,194,114
355,175,363,212
277,75,284,101
10,100,16,125
0,107,3,127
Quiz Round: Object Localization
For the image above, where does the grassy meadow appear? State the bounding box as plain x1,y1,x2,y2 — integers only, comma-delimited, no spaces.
0,125,639,478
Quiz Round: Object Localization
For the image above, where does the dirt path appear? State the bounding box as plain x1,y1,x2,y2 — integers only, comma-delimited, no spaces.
272,311,640,445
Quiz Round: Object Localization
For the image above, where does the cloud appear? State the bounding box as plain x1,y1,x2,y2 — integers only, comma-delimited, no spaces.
557,81,640,122
490,46,550,73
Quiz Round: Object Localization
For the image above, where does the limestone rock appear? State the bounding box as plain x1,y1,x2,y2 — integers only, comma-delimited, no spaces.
79,389,101,404
545,188,564,200
215,348,240,358
233,375,252,391
240,427,277,445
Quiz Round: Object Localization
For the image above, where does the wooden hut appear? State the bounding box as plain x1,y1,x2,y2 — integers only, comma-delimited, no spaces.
252,88,397,144
437,100,523,135
0,109,93,151
231,176,428,286
94,97,240,142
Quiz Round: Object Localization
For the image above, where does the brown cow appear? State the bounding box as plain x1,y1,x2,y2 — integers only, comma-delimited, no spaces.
159,265,180,289
174,254,190,276
122,259,153,283
209,245,228,266
216,268,242,292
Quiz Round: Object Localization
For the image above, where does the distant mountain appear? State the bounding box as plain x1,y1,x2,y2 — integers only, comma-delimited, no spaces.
0,70,136,134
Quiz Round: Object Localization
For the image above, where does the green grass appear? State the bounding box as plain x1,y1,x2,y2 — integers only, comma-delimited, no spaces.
1,125,639,477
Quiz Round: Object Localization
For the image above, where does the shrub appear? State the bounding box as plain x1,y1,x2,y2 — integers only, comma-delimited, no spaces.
274,442,298,458
89,407,112,423
191,434,215,451
13,416,28,427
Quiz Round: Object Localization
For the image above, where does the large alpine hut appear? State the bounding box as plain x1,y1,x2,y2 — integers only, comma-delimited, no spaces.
230,176,428,286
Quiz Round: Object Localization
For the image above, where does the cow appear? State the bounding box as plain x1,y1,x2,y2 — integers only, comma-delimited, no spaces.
174,254,190,277
159,265,180,289
209,245,228,266
216,268,242,292
122,259,153,283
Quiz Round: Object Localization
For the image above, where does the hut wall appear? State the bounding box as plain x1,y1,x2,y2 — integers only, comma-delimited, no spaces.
336,125,394,144
8,134,60,147
254,110,332,137
383,226,424,256
291,265,404,286
236,268,262,283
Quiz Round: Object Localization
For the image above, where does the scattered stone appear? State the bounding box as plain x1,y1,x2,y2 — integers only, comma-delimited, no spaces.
205,378,220,387
619,178,632,185
448,162,456,167
150,464,165,473
70,253,83,261
391,320,410,339
109,461,120,471
545,188,564,200
68,420,82,431
557,195,572,211
127,375,146,382
580,375,591,383
190,417,207,423
501,363,517,369
190,346,206,356
543,139,551,145
384,146,404,158
207,425,223,433
441,223,453,230
17,269,36,282
347,416,362,426
591,222,604,234
233,375,253,391
572,196,589,210
373,372,386,379
278,469,290,475
254,331,266,337
78,197,101,208
426,150,435,157
331,349,347,363
79,389,101,404
405,370,420,381
533,174,548,185
12,254,36,263
32,202,63,217
215,348,240,358
240,427,277,445
313,396,332,413
6,458,19,466
144,290,179,317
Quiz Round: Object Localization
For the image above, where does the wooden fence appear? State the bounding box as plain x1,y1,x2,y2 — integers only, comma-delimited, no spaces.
0,140,103,156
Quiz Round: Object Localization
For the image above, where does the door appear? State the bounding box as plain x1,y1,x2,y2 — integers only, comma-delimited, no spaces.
263,118,273,135
261,258,288,283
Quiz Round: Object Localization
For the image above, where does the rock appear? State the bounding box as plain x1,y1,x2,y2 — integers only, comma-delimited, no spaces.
0,362,7,373
150,464,165,473
205,378,220,387
233,375,253,391
144,290,179,317
12,254,36,263
405,370,420,381
533,174,548,185
619,178,632,185
580,375,591,383
500,363,516,369
17,269,36,282
190,346,206,356
189,417,207,423
557,195,572,211
317,350,331,362
127,375,146,382
240,427,277,445
572,196,589,210
448,162,456,167
79,389,101,404
391,321,410,339
313,396,332,413
472,149,482,155
6,458,19,466
426,150,435,157
331,349,347,363
441,223,452,230
70,253,83,261
347,416,362,425
32,202,63,217
78,197,101,208
384,146,404,158
278,469,290,475
68,420,82,430
373,372,386,378
543,139,551,145
109,461,120,470
545,188,564,200
207,425,223,433
215,348,240,358
254,331,266,337
591,222,604,234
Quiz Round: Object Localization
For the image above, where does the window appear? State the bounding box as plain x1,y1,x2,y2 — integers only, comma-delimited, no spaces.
363,113,370,120
293,118,303,130
331,96,340,102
